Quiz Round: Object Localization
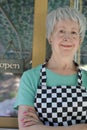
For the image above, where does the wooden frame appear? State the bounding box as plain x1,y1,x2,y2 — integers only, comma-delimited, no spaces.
0,117,18,128
32,0,48,67
0,0,48,128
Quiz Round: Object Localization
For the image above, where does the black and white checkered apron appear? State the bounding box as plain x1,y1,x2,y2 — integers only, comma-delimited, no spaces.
34,62,87,126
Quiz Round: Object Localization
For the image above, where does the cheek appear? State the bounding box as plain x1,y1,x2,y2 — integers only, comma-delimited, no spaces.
76,40,80,47
50,33,59,42
73,41,80,51
51,36,61,45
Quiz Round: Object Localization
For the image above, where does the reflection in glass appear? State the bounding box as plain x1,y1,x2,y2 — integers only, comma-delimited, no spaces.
0,0,34,117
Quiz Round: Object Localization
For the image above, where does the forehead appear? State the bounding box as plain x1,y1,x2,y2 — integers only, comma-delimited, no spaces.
54,19,79,30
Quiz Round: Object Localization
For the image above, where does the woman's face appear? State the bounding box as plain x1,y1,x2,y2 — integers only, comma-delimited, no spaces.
49,19,80,58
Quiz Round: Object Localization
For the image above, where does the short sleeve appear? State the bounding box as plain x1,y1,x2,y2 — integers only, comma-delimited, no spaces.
82,69,87,90
14,66,41,109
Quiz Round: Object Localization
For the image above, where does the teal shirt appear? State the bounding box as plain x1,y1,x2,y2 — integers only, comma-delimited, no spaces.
14,65,87,109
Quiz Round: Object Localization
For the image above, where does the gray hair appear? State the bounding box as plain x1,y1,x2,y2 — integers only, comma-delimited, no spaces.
46,7,86,42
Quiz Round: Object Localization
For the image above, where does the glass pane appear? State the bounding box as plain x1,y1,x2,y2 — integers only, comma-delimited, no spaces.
80,1,87,68
48,0,70,12
0,0,34,117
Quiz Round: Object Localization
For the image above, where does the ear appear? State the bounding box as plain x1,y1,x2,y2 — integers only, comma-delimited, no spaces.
48,35,52,45
48,39,51,44
79,38,82,45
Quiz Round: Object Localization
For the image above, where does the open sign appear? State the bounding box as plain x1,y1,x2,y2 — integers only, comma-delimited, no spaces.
0,59,24,74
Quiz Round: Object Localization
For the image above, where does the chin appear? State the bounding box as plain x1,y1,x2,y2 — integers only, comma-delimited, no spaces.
61,52,73,57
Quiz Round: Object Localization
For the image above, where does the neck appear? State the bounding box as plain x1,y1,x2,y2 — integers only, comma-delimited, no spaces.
47,55,77,75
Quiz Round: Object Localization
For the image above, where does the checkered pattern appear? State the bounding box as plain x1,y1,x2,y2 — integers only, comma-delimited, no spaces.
78,68,82,86
40,62,46,86
34,62,87,126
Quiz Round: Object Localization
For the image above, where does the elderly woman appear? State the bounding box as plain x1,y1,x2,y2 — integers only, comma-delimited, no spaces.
14,7,87,130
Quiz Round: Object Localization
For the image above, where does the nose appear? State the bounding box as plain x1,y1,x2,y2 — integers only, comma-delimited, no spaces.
63,32,71,40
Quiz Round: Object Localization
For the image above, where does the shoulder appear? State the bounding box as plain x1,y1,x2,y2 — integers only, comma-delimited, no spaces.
18,64,42,99
14,64,42,109
81,68,87,77
21,64,42,81
81,68,87,89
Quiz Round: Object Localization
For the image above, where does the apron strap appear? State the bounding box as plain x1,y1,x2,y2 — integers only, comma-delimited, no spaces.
40,62,47,86
74,61,82,86
77,68,82,86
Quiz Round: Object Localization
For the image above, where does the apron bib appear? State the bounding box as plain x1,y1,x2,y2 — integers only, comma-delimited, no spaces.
34,62,87,126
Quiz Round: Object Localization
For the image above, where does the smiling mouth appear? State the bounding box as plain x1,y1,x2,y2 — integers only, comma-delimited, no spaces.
61,44,72,48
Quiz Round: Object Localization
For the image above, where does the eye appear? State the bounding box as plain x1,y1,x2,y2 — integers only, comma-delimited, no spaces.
59,30,65,33
71,31,78,35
